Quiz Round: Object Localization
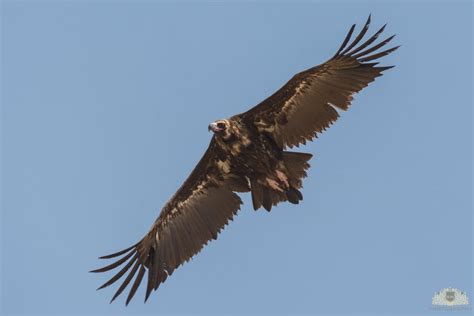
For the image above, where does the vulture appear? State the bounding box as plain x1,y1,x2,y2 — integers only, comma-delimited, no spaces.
91,15,399,305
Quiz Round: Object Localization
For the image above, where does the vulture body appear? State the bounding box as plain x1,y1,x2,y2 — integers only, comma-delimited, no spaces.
92,16,399,305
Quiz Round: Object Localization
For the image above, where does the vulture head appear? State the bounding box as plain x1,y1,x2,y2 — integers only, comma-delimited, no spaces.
208,119,233,140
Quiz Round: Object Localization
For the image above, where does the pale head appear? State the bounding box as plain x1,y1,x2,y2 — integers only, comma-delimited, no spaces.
208,119,233,140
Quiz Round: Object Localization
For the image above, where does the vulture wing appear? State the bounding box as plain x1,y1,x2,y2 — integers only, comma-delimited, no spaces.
91,138,249,305
239,15,399,148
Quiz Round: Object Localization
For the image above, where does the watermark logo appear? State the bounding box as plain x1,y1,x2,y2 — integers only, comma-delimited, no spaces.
432,287,470,309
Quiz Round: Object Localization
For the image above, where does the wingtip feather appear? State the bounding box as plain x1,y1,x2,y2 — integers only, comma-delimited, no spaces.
98,243,138,259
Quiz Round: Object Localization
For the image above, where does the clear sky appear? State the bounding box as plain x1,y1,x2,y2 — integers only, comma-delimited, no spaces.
1,1,472,315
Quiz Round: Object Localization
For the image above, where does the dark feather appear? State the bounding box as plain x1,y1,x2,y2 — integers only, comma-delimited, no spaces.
352,35,396,59
126,265,146,305
145,248,157,301
250,179,263,210
347,24,387,56
90,250,135,273
340,15,371,55
96,253,138,290
110,259,140,303
333,24,356,57
286,187,302,204
98,244,138,259
262,187,273,212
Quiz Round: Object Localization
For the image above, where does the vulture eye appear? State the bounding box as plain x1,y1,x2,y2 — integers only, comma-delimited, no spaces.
217,122,226,129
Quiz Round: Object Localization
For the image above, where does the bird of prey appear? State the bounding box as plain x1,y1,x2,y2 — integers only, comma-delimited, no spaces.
91,15,398,305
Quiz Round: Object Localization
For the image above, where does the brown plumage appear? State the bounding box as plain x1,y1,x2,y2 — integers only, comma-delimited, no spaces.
91,15,398,305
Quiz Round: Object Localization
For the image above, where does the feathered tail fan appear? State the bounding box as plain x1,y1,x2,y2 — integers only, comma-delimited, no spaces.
282,151,313,187
251,151,312,211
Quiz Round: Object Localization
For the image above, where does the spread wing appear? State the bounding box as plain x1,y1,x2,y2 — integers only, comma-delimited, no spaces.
91,138,249,305
239,15,399,148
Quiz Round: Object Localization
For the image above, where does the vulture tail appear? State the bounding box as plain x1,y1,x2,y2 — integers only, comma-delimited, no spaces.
282,151,312,204
250,151,313,211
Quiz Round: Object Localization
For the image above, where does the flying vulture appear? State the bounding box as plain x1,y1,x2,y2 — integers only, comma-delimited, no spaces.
91,15,398,305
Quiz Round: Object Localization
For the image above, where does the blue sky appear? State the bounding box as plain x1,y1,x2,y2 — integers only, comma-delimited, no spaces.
1,1,472,315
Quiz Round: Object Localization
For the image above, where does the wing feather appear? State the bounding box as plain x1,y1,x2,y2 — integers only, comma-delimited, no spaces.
333,24,355,57
95,252,138,290
91,250,135,274
110,259,140,303
340,15,371,55
347,24,387,56
126,265,146,305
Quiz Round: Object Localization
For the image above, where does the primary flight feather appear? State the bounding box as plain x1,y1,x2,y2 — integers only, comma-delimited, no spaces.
91,15,399,305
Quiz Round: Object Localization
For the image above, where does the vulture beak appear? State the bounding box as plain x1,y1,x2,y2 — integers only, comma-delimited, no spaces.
208,122,220,133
